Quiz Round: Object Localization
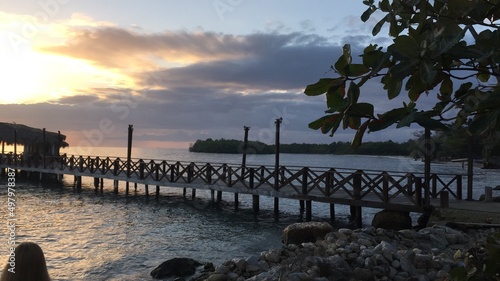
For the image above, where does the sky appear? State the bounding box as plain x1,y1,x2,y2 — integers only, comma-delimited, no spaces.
0,0,421,149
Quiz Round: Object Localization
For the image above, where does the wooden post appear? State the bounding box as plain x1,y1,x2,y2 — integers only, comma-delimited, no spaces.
76,176,82,190
192,188,196,200
145,184,149,197
183,188,187,198
424,127,431,193
241,126,249,171
234,193,239,210
100,178,104,191
211,190,215,203
382,172,389,203
187,162,194,183
300,167,308,214
13,130,17,166
353,171,362,228
306,200,312,222
273,118,282,216
217,191,222,204
114,180,119,193
440,191,449,208
250,168,259,213
415,177,422,206
94,177,99,190
467,135,474,200
42,128,46,169
126,125,133,196
485,186,493,202
155,163,160,198
432,174,437,198
456,175,463,200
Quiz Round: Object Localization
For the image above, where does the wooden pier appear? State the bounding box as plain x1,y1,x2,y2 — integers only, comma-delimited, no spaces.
0,153,466,227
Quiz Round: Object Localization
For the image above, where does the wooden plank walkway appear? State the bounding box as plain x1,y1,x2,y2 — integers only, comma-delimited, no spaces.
0,154,467,226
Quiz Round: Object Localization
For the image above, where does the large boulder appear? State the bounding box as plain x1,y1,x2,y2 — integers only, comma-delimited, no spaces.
371,209,412,230
282,222,334,245
150,257,202,279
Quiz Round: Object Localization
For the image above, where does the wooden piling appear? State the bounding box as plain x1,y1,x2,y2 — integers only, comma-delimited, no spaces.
145,184,149,197
94,177,99,190
253,195,260,213
306,200,312,221
274,197,279,215
353,171,363,228
217,191,222,204
114,180,119,193
234,193,239,210
76,176,82,190
191,188,196,200
211,190,215,203
156,185,160,197
440,191,449,208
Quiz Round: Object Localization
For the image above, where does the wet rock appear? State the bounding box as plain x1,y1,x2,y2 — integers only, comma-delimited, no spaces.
372,209,412,230
282,222,334,245
150,257,202,279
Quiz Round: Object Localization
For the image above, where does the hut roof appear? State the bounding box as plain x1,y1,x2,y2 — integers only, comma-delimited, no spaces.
0,122,68,148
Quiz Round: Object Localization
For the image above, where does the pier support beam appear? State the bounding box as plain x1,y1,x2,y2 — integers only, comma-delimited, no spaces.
191,189,196,200
76,176,82,190
126,182,130,195
252,195,259,213
156,186,160,197
234,193,239,210
145,184,149,197
330,204,335,223
94,178,99,191
211,190,215,203
134,182,137,192
274,197,279,216
216,191,222,204
114,180,119,193
183,188,187,198
306,200,312,221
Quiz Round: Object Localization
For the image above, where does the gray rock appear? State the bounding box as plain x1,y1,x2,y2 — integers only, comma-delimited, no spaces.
246,264,261,273
282,222,334,245
245,255,259,266
287,272,309,281
352,268,372,281
430,234,449,249
391,259,400,269
150,257,202,279
400,256,415,274
372,210,412,230
207,273,227,281
264,250,281,263
227,272,239,281
233,258,247,271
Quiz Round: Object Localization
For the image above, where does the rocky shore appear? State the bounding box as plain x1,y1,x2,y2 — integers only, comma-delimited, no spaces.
182,223,498,281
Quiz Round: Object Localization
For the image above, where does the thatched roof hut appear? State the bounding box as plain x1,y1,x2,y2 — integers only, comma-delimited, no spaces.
0,122,68,156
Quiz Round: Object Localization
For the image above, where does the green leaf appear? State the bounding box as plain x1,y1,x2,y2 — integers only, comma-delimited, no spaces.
345,64,370,77
369,107,408,131
397,110,417,128
308,114,340,132
361,7,374,22
372,15,387,36
391,35,420,59
347,82,360,105
334,55,349,76
439,76,453,99
326,89,345,111
348,102,375,118
420,60,437,85
449,266,468,281
383,76,403,100
454,82,473,99
304,78,335,96
379,0,390,12
352,120,370,148
416,116,448,130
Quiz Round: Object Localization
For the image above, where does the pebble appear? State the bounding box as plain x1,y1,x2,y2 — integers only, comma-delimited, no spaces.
196,224,495,281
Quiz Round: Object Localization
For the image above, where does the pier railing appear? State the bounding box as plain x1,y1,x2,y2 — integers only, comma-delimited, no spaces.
1,154,464,209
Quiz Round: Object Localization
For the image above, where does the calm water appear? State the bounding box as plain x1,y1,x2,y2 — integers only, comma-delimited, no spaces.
1,148,499,280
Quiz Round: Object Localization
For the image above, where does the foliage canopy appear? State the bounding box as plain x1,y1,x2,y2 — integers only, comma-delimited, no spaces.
305,0,500,147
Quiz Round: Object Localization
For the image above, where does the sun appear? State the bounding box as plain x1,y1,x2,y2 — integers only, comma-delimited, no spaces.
0,49,46,104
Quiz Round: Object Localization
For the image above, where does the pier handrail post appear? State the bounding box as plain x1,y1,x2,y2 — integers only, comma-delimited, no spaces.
325,168,334,197
249,168,255,189
113,159,119,176
127,124,133,179
415,177,423,206
382,172,389,203
302,167,308,196
60,154,65,170
187,162,194,183
79,156,84,173
222,164,228,182
456,175,462,200
431,174,437,198
228,166,233,186
353,170,362,201
170,164,175,182
139,159,145,180
155,164,160,181
260,166,265,184
206,164,212,184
